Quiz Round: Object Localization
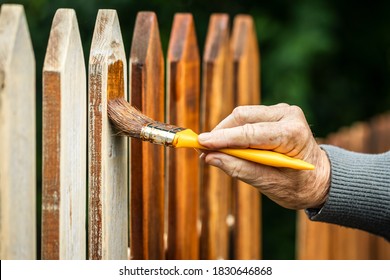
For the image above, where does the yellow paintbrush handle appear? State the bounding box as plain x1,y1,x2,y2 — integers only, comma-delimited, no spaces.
173,129,314,170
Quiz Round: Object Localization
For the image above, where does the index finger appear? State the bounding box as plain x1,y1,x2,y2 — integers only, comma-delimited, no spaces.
213,103,290,130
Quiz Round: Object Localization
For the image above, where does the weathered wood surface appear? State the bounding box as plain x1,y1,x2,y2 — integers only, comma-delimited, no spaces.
88,9,128,260
230,15,262,260
0,4,36,260
42,9,86,260
166,13,200,259
200,14,233,260
129,12,165,260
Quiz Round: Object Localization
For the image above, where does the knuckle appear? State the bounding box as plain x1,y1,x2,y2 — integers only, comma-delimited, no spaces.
241,124,256,146
232,106,247,123
229,162,245,179
276,102,290,107
289,105,304,117
283,122,302,142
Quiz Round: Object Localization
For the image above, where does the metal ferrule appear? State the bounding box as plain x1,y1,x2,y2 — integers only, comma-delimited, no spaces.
140,122,185,146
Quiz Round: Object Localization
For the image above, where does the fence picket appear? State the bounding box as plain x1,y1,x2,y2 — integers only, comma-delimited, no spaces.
129,12,165,260
0,4,36,260
200,14,233,260
166,13,200,259
42,9,86,260
230,15,261,260
296,210,331,259
88,9,128,260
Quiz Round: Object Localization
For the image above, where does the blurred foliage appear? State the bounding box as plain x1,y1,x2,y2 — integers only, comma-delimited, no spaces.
2,0,390,259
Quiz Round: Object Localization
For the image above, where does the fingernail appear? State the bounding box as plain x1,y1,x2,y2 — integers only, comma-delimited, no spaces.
208,158,222,168
198,132,210,142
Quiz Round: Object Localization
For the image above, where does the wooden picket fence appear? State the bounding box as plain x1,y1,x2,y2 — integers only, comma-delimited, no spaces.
297,113,390,259
1,4,388,261
0,4,261,260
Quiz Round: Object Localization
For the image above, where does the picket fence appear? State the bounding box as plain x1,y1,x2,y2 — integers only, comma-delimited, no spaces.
0,4,388,260
0,4,260,260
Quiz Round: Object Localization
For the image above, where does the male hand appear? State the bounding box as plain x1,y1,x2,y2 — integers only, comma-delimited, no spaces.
198,104,331,210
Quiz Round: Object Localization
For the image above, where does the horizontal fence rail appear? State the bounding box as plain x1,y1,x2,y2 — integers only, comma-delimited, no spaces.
0,3,389,260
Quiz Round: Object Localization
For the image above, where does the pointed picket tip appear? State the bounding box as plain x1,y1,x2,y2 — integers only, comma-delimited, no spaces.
231,15,257,61
168,13,199,62
90,10,126,91
43,9,84,72
130,12,163,65
0,4,34,69
203,14,230,62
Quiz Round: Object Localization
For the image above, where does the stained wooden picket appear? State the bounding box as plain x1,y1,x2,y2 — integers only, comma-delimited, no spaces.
129,12,165,260
42,8,86,260
200,14,233,260
230,15,261,260
166,13,200,260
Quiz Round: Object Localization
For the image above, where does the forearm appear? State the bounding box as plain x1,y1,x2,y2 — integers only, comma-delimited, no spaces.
306,145,390,240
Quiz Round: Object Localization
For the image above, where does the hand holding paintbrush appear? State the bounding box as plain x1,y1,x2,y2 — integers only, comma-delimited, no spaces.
107,98,314,170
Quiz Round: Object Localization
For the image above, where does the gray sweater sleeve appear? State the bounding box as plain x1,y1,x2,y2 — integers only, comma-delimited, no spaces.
306,145,390,240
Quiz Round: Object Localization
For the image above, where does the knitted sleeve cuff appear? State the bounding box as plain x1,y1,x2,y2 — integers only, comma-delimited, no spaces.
305,145,390,240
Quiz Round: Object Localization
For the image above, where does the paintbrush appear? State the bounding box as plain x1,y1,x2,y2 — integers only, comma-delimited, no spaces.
107,98,315,170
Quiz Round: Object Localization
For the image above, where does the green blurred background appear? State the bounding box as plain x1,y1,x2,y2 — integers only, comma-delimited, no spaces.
2,0,390,259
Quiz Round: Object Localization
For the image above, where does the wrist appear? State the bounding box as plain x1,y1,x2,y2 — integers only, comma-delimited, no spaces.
312,149,331,208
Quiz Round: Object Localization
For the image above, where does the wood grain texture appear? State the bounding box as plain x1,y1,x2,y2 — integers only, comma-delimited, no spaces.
296,210,331,259
0,4,36,260
230,15,261,260
88,9,128,260
200,14,232,260
166,13,200,259
42,9,86,260
129,12,165,260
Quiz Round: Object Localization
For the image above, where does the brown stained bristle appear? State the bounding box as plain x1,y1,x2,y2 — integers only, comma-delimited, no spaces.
107,98,154,138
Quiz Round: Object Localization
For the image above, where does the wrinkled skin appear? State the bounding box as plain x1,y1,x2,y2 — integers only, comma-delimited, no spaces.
198,103,331,210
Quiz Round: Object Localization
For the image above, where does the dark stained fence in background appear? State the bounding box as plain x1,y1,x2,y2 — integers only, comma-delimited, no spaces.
297,113,390,259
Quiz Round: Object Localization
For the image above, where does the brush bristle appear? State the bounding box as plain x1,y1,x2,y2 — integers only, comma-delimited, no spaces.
107,98,154,138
